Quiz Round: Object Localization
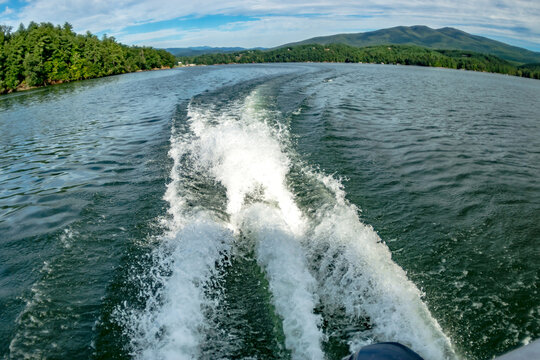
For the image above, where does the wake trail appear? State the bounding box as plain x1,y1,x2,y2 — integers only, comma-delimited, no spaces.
116,119,233,360
188,90,325,359
121,84,457,360
304,172,456,359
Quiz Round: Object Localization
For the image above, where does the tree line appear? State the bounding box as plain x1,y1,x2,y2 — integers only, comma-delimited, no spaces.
0,22,177,94
180,44,540,80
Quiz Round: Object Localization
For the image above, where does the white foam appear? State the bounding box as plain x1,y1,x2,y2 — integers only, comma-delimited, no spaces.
162,125,190,232
60,227,76,249
119,120,232,359
124,85,456,360
241,204,324,360
185,91,325,359
304,172,457,359
123,216,231,360
188,93,305,235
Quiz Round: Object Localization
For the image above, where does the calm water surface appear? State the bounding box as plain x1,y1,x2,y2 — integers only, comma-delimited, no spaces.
0,64,538,360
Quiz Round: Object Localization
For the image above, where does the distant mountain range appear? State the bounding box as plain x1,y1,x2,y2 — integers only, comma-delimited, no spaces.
281,25,540,64
166,46,265,57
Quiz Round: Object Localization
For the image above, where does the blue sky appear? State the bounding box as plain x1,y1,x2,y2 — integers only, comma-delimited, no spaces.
1,0,539,51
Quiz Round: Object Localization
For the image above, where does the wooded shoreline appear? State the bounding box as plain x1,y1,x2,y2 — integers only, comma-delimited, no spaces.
2,22,538,97
179,44,540,80
0,22,177,95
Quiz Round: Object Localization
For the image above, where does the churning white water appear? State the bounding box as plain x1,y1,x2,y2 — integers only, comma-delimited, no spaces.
120,87,457,359
187,91,325,359
304,171,456,359
117,123,234,359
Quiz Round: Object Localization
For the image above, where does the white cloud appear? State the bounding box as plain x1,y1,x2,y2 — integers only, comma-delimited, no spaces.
121,16,382,48
1,0,539,49
1,6,13,16
115,28,185,44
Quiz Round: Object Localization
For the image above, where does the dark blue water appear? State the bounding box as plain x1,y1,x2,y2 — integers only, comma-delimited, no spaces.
0,64,538,359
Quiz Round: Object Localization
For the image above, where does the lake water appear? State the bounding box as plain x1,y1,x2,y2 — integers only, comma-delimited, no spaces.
0,64,539,360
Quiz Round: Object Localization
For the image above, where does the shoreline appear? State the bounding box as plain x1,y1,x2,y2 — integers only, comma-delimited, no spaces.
2,61,537,98
1,66,174,97
178,61,540,80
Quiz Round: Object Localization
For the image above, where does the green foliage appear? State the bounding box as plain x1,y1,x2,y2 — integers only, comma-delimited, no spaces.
0,22,177,94
517,63,540,80
179,44,540,80
281,26,540,65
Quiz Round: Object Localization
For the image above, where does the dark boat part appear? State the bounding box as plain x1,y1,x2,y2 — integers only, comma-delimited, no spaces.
342,342,424,360
342,339,540,360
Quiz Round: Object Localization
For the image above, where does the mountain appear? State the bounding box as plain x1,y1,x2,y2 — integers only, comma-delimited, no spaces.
166,46,265,57
281,25,540,64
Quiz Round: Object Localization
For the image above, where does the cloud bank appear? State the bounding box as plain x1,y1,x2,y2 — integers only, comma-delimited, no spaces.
1,0,539,50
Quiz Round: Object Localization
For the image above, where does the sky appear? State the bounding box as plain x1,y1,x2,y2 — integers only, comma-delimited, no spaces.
1,0,539,51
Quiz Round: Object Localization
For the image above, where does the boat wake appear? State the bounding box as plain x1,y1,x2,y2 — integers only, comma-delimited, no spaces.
116,85,457,359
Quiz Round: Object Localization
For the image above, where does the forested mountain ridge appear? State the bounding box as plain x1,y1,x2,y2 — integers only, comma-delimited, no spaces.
179,44,540,79
0,22,177,94
281,26,540,65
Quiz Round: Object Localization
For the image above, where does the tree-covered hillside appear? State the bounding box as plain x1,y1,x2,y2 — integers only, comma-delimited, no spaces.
280,26,540,65
0,22,177,94
180,44,540,79
517,63,540,78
